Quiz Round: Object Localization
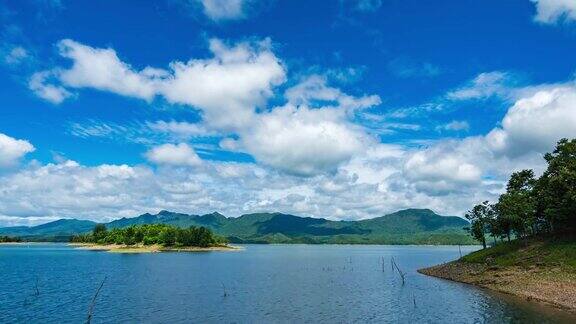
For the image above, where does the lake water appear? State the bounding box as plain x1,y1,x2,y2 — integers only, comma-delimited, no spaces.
1,244,574,323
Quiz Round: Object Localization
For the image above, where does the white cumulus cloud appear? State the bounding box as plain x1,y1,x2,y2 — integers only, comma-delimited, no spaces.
531,0,576,24
32,38,285,131
199,0,246,21
145,143,202,167
239,104,371,176
29,70,73,104
0,133,35,168
486,84,576,157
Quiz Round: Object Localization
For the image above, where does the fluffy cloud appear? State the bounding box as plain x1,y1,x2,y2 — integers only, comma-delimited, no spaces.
3,46,28,65
56,39,162,100
531,0,576,24
199,0,246,21
0,156,480,226
222,75,381,175
402,82,576,196
31,40,382,176
29,71,72,104
160,39,285,130
33,38,285,131
486,84,576,157
0,133,35,168
285,75,381,112
145,143,202,167
238,104,371,176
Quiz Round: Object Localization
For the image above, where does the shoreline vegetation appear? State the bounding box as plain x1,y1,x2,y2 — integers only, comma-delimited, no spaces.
420,139,576,314
70,243,241,253
70,223,236,253
0,235,22,243
418,238,576,313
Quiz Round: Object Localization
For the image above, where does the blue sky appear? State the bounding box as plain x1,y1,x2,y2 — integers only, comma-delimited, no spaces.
1,0,576,226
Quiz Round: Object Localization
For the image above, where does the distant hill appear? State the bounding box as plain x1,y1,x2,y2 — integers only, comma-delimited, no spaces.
0,219,97,242
0,209,474,244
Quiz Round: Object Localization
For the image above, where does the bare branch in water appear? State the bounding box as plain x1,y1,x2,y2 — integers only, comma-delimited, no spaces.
391,257,406,285
34,277,40,297
86,276,107,324
221,282,228,297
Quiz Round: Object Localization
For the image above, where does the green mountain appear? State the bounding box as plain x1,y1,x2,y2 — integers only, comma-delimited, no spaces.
0,219,97,242
0,209,474,244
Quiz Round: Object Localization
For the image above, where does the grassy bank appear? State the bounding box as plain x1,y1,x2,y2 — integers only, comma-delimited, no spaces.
419,237,576,313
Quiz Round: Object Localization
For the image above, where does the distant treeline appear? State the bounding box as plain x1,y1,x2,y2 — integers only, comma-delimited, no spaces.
0,235,22,243
466,138,576,248
71,223,225,247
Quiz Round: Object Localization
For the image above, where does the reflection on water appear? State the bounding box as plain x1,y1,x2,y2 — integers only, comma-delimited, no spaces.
0,244,574,323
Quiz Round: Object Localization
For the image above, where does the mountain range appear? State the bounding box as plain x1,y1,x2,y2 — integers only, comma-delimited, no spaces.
0,209,474,245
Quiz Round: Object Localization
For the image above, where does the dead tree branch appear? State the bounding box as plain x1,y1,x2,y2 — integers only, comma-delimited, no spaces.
86,276,107,324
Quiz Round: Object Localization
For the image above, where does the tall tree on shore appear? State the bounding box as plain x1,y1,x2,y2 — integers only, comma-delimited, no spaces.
537,138,576,233
464,138,576,244
496,169,536,239
465,201,494,249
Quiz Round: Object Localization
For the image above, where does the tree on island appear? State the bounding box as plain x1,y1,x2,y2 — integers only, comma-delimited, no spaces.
71,223,225,247
93,224,107,241
0,235,22,243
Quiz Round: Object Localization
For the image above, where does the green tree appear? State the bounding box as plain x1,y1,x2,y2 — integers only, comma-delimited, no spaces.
496,169,536,238
159,227,176,246
538,138,576,233
196,227,214,247
93,224,107,242
465,201,494,249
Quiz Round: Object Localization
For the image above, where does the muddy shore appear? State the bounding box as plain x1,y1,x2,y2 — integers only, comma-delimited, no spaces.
419,260,576,313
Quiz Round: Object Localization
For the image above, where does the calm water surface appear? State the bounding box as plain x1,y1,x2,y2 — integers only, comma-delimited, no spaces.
1,244,574,323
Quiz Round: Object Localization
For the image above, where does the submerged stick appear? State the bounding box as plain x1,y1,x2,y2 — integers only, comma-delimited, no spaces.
34,277,40,296
391,257,406,285
86,276,107,324
221,282,228,297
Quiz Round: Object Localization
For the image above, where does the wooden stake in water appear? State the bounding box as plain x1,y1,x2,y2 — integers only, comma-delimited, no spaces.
86,276,106,324
221,282,228,297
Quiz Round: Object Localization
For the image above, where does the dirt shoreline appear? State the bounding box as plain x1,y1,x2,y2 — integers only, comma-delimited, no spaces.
418,261,576,313
69,243,242,253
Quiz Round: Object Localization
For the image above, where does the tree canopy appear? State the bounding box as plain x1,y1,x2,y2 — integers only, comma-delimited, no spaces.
0,235,22,243
466,138,576,247
71,223,224,247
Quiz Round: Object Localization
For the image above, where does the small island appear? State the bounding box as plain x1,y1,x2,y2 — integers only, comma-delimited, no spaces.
420,139,576,313
70,223,239,253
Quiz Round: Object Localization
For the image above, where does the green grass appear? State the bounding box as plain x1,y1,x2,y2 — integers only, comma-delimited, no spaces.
461,236,576,271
